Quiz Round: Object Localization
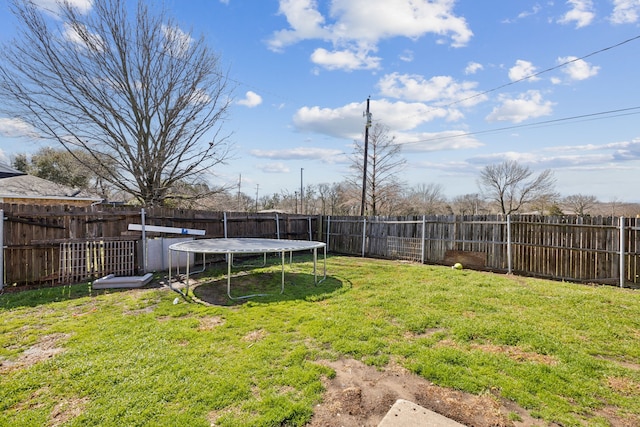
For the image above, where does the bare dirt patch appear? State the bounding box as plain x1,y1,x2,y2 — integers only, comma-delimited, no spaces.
49,397,90,427
308,358,558,427
0,333,70,373
198,315,225,331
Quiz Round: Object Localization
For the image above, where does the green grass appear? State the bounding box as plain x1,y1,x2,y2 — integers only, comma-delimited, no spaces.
2,255,640,426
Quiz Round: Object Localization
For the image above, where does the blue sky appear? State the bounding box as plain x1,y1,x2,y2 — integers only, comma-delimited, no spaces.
1,0,640,202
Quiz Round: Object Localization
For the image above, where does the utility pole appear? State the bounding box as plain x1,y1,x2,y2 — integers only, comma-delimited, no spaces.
255,184,259,212
300,168,304,214
360,97,372,217
238,173,242,212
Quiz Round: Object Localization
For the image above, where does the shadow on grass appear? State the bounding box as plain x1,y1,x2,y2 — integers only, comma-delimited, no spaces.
0,282,122,310
192,272,347,306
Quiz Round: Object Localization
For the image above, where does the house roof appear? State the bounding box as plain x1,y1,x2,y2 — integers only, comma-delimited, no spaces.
0,163,27,179
0,173,102,202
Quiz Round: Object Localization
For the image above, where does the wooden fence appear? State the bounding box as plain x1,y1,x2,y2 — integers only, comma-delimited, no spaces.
0,203,321,288
324,215,640,287
4,206,640,289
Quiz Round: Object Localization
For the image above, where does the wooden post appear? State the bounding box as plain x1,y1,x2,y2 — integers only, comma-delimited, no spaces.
140,208,146,273
0,209,4,292
620,216,625,288
421,215,426,264
362,217,367,257
507,215,513,274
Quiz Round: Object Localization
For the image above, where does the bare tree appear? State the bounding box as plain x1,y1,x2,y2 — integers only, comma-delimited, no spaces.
477,160,556,215
350,123,406,216
450,193,486,215
404,183,448,214
0,0,232,206
529,192,560,215
563,194,598,217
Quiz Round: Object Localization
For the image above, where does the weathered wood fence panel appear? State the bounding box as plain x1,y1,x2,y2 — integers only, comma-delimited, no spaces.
5,205,640,288
1,203,321,288
325,214,640,286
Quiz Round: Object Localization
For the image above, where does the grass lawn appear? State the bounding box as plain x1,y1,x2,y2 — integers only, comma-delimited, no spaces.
1,255,640,426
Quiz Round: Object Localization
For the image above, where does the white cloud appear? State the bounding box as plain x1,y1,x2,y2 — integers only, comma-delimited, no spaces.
250,147,345,164
399,49,414,62
557,56,600,81
464,62,483,75
190,88,212,105
508,60,540,82
292,98,453,140
267,0,330,52
0,118,39,138
502,5,542,23
610,0,640,24
162,25,193,58
63,22,104,52
467,138,640,171
377,73,487,109
237,91,263,108
558,0,595,28
268,0,473,71
34,0,92,14
486,90,554,123
396,130,483,153
257,162,290,173
310,47,381,71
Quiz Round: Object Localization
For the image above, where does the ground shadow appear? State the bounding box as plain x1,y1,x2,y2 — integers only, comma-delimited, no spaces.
191,271,346,306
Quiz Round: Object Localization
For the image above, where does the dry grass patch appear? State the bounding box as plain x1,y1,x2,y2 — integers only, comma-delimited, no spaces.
607,376,640,396
471,343,558,366
242,329,267,343
0,333,69,373
198,315,225,331
49,397,90,427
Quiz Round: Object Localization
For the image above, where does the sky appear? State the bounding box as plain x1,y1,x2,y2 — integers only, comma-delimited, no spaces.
1,0,640,203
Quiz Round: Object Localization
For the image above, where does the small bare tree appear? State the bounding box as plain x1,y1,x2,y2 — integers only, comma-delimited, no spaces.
404,183,448,214
0,0,232,206
450,193,486,215
350,123,406,216
563,194,598,217
478,160,556,214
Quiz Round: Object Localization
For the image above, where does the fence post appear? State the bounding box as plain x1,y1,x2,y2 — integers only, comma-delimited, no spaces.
308,216,312,241
361,217,367,257
326,216,331,250
507,215,512,274
223,212,228,238
620,216,625,288
140,208,146,273
0,209,4,292
421,215,426,264
275,213,280,239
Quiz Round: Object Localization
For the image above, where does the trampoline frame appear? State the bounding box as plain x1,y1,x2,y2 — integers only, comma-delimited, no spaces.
168,238,327,300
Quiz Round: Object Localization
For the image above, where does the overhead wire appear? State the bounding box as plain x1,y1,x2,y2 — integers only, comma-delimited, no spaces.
436,34,640,112
394,106,640,146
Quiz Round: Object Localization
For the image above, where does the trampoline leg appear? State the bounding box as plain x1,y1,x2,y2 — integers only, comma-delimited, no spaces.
280,250,285,294
313,247,317,284
317,245,327,284
227,254,232,300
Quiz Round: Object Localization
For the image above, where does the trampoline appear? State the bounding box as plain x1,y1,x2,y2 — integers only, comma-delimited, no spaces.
168,238,327,300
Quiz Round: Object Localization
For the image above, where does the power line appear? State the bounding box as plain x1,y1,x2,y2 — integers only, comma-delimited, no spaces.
454,34,640,109
396,106,640,146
